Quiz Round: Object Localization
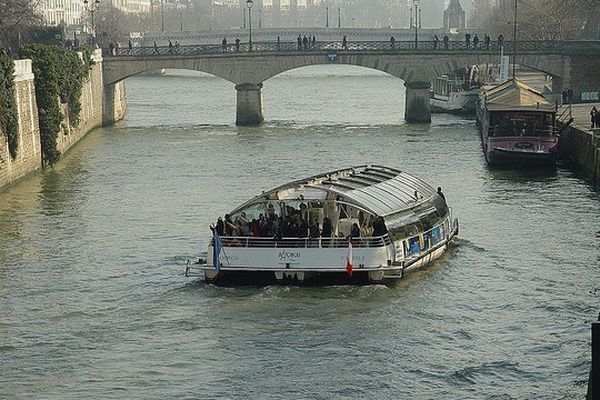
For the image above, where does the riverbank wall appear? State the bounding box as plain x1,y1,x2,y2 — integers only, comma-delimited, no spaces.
0,49,126,191
559,103,600,184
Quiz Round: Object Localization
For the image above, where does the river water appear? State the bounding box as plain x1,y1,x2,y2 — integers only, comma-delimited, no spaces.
1,67,599,399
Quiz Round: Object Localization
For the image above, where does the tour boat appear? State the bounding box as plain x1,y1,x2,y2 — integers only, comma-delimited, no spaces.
186,165,459,284
476,79,559,167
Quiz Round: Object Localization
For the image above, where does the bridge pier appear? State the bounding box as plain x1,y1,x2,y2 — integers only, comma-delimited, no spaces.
404,81,431,123
102,82,127,125
236,83,264,126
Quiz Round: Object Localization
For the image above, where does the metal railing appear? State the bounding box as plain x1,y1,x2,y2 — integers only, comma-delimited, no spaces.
104,40,565,58
217,235,392,248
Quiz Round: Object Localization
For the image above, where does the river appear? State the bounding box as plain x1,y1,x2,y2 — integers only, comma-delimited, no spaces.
1,66,598,399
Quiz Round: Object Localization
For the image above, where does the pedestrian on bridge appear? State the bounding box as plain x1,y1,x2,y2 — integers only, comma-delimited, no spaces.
390,35,396,50
433,34,439,49
277,36,281,50
235,37,240,52
484,34,490,50
342,35,348,50
297,35,302,51
128,39,132,54
443,35,449,49
222,37,227,52
498,34,504,50
473,34,479,49
168,40,173,54
312,35,316,49
465,32,471,49
591,106,599,129
153,41,159,54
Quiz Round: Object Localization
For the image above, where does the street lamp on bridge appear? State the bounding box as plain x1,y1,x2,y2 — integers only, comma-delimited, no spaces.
247,0,253,51
412,0,420,50
83,0,100,43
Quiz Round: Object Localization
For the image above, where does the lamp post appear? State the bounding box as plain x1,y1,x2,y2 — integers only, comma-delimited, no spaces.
338,7,341,28
83,0,100,42
413,0,420,50
246,0,253,51
326,6,329,28
512,0,518,79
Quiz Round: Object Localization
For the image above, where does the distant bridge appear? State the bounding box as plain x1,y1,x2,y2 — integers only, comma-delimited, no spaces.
101,39,600,125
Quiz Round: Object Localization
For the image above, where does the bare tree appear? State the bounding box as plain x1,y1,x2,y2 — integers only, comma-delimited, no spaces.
470,0,596,40
0,0,43,47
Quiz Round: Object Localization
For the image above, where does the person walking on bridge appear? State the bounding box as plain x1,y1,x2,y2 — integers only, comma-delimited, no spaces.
221,37,227,52
433,34,439,49
591,106,599,129
465,32,471,49
235,37,240,52
484,34,490,50
497,34,504,50
443,34,449,49
153,41,159,54
297,35,302,51
472,34,479,49
342,35,348,50
390,35,396,50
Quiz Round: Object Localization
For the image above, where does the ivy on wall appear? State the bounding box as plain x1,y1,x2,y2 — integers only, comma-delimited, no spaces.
20,44,90,166
0,54,19,159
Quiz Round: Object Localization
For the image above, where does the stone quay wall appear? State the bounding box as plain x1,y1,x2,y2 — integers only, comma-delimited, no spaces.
0,49,126,191
0,59,41,188
560,126,600,184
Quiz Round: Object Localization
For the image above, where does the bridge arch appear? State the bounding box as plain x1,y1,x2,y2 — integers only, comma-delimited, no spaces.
102,49,572,125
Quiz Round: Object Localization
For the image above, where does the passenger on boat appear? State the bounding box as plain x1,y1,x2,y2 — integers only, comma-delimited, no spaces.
321,217,333,237
309,220,320,238
350,223,361,238
238,212,250,236
437,187,445,201
372,216,388,237
414,190,423,200
215,217,225,236
224,214,235,235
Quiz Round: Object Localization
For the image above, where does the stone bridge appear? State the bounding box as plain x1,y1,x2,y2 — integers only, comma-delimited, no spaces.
102,40,600,125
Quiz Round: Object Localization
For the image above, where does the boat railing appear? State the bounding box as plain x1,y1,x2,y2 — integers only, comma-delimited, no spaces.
217,235,392,248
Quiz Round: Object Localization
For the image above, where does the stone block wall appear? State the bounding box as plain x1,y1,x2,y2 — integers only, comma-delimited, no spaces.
56,49,105,155
0,60,41,188
0,49,127,191
559,126,600,183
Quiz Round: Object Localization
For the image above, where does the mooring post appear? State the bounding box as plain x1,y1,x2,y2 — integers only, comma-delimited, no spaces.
589,316,600,400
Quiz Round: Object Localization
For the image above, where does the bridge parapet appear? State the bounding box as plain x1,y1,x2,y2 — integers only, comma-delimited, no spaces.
101,40,600,125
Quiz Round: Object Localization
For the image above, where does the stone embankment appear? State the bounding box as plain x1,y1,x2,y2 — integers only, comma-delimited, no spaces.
558,102,600,184
0,49,126,190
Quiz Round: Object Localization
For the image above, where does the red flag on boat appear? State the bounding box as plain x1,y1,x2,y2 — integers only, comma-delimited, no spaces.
346,238,353,277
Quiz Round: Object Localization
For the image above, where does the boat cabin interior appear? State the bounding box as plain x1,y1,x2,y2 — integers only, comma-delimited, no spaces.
215,166,450,247
488,110,556,137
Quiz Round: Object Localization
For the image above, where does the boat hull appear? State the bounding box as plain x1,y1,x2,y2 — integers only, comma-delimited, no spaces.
487,147,557,166
188,220,459,285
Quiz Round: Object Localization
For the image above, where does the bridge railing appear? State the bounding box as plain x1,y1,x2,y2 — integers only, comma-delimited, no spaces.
105,40,565,57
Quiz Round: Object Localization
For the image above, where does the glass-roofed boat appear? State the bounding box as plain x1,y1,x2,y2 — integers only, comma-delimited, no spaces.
186,165,459,284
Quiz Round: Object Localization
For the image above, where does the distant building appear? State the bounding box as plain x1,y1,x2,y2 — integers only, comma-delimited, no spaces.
38,0,83,26
443,0,465,29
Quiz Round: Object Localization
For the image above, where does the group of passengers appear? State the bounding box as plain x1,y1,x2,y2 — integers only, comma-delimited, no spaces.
214,208,389,240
